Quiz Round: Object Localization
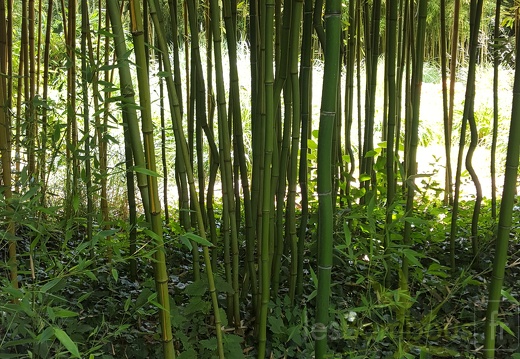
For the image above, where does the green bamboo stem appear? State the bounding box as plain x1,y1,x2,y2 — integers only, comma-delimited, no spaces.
81,0,93,255
449,0,484,270
0,36,16,289
287,0,303,304
343,0,356,208
315,0,341,356
106,0,150,222
361,0,381,196
258,0,276,356
28,0,36,177
296,0,313,298
128,1,176,357
384,0,398,287
483,29,520,357
66,0,78,220
148,0,225,356
223,0,258,315
39,0,53,206
402,0,428,286
490,0,501,219
207,0,242,329
440,0,453,206
465,0,485,258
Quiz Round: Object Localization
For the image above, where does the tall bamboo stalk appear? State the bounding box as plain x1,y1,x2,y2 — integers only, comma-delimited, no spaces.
384,0,398,287
296,0,313,299
40,0,53,205
208,0,241,329
258,0,275,356
66,0,78,220
449,0,484,268
402,0,428,286
127,1,176,357
483,28,520,358
315,0,341,356
223,0,257,317
0,3,16,289
287,0,303,304
490,0,502,219
28,0,37,177
440,0,452,206
148,0,225,356
81,0,93,253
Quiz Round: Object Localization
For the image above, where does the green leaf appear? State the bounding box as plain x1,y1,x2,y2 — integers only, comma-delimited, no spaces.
54,308,78,318
180,235,193,251
214,275,235,294
178,349,198,359
268,315,285,334
402,249,423,268
72,194,80,212
131,166,161,177
47,306,55,321
501,289,520,305
181,232,214,247
365,149,378,158
37,327,55,343
427,263,449,278
111,268,119,282
184,280,207,296
157,71,172,78
53,327,81,358
359,173,371,182
498,320,516,337
40,278,65,293
124,297,132,312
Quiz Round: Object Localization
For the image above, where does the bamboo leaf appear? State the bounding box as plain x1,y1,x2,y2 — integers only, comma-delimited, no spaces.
111,268,119,282
40,278,65,293
501,289,520,305
53,327,81,358
131,166,161,177
54,308,79,318
498,320,516,337
402,249,423,268
181,232,214,247
180,235,193,251
157,71,172,78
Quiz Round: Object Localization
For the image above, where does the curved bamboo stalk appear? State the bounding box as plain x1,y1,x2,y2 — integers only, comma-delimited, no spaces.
465,0,485,258
449,0,484,268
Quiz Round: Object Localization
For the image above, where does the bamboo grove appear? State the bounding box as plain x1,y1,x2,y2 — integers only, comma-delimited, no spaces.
0,0,519,358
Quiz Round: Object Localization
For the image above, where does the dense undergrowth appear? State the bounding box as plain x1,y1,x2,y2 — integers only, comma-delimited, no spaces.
1,178,520,358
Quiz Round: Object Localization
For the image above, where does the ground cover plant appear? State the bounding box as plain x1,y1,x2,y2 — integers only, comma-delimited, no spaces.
1,0,520,358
